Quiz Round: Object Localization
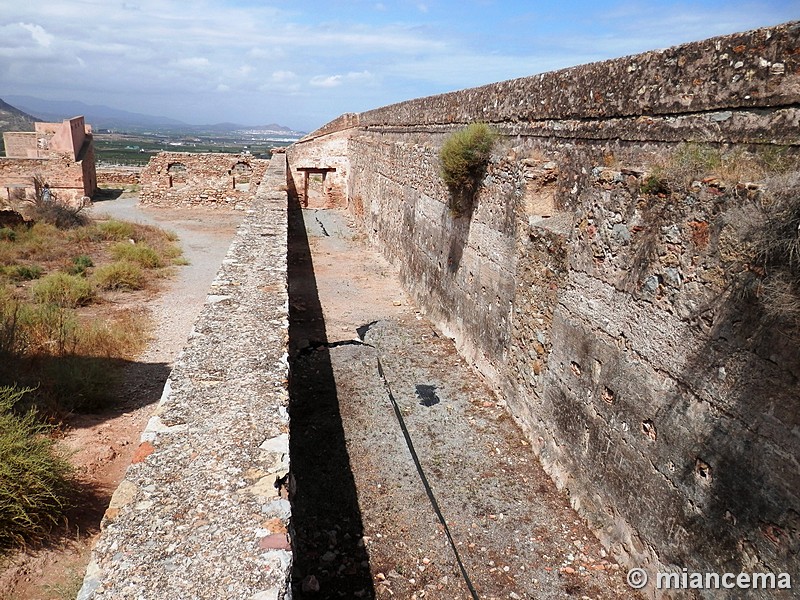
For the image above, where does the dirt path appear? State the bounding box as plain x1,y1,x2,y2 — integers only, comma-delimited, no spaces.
288,204,641,600
0,198,243,600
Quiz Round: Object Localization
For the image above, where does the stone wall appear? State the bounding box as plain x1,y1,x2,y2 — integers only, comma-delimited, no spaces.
79,155,292,600
2,132,37,158
288,21,800,596
0,154,93,205
96,166,141,186
140,152,269,208
285,130,349,208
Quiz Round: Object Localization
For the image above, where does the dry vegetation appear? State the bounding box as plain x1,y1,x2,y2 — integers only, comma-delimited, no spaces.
640,143,800,328
439,122,497,217
0,193,185,553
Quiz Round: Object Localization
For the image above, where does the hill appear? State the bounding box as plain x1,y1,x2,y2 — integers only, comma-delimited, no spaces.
4,95,306,137
0,98,39,134
4,95,185,130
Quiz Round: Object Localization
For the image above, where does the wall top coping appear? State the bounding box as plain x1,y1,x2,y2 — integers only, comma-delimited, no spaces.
299,21,799,141
79,155,292,600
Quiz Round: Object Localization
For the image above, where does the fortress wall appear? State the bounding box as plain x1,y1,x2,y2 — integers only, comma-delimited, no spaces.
140,152,269,208
288,21,800,595
79,155,292,600
285,129,350,208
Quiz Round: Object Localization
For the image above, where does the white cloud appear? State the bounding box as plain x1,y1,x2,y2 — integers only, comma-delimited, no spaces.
310,75,343,88
172,57,211,71
19,23,54,47
310,71,376,88
216,84,230,92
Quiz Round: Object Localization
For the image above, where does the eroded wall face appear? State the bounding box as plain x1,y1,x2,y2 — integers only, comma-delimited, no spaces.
0,155,92,203
285,130,350,208
140,152,268,208
288,21,800,592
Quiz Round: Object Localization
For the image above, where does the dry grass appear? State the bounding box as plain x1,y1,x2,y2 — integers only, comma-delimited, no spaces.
644,143,800,194
92,260,146,291
747,172,800,326
32,273,95,308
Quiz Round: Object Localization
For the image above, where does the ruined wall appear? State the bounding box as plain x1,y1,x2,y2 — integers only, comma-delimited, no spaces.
288,21,800,596
0,155,93,204
285,130,349,208
140,152,268,208
1,117,96,202
96,166,141,186
79,156,292,600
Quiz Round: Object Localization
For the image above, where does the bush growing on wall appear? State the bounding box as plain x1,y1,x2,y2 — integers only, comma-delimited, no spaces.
439,123,497,216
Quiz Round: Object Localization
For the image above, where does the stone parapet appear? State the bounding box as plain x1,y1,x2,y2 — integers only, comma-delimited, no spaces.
78,155,291,600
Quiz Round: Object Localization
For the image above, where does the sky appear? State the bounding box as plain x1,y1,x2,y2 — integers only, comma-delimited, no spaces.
0,1,797,131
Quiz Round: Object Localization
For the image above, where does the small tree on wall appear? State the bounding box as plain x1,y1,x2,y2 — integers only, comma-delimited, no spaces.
439,123,497,217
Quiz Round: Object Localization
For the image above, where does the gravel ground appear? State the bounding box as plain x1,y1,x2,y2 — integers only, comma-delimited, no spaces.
88,198,246,365
288,205,642,599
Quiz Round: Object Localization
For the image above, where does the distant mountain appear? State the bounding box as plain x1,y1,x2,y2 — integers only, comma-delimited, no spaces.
3,95,305,137
0,98,40,134
5,95,186,129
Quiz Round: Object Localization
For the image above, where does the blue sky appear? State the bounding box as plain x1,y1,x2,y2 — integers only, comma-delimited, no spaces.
0,1,797,130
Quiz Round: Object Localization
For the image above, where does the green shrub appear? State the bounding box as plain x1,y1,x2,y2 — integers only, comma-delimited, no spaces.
0,386,73,549
439,123,497,216
92,260,145,291
32,273,94,308
68,254,94,276
110,242,163,268
95,219,137,241
42,357,117,412
2,264,43,281
0,227,16,242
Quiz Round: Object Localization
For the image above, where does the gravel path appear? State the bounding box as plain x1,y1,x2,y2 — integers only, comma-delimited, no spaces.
88,198,245,365
288,206,642,599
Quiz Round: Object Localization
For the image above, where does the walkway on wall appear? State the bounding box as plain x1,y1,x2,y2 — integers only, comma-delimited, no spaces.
287,202,640,599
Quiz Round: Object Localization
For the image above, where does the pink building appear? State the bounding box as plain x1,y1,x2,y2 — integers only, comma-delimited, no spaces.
1,116,97,204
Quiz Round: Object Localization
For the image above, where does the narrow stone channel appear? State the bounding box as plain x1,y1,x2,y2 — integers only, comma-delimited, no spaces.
286,202,641,600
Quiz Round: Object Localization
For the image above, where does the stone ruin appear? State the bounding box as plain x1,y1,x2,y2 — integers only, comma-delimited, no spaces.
0,116,97,206
140,151,269,209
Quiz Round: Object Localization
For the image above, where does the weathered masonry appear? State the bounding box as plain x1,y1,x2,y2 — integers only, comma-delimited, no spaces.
288,22,800,597
140,151,269,208
0,116,97,204
79,156,292,599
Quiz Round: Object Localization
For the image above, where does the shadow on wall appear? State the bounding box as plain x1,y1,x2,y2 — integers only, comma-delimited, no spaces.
675,288,800,577
286,195,375,599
